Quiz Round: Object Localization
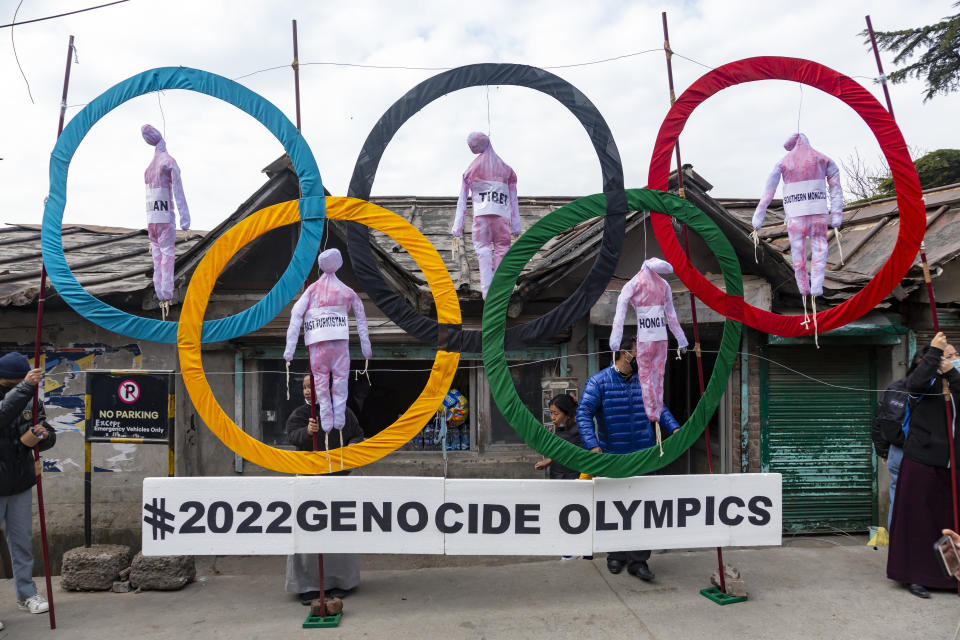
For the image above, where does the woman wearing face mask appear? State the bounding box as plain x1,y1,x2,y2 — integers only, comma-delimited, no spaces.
534,394,582,480
887,332,960,598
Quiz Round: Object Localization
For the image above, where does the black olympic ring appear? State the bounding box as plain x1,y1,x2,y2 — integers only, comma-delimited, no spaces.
346,63,628,353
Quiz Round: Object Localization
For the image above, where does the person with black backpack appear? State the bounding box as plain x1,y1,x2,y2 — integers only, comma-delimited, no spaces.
872,351,925,527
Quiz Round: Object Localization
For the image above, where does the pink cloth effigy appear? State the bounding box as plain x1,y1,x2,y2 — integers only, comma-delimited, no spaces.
451,132,520,299
142,124,190,302
609,258,688,424
284,249,372,432
752,133,843,297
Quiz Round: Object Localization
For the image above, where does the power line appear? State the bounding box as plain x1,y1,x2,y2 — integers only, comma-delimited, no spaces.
231,49,665,81
0,0,131,30
10,0,34,104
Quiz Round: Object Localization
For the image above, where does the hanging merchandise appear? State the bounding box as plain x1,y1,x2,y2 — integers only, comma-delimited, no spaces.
443,388,469,427
142,124,190,319
450,131,521,299
609,258,689,455
284,248,373,466
751,133,844,345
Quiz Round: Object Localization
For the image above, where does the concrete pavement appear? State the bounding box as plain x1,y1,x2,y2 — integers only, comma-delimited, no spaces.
0,536,957,639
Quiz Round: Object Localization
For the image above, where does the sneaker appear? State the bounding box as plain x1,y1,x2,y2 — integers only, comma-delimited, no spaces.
18,594,49,614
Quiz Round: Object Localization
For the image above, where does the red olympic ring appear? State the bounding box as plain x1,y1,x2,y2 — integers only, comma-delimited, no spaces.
648,56,925,337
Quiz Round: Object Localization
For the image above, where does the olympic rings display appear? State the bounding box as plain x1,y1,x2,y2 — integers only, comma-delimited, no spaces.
346,63,628,353
178,197,461,474
648,56,925,337
41,66,326,344
44,57,929,473
482,188,743,478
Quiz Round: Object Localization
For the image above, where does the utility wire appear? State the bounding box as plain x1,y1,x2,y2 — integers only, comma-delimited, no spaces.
60,46,891,113
0,0,130,29
231,48,665,82
10,0,34,104
63,47,694,110
37,348,941,397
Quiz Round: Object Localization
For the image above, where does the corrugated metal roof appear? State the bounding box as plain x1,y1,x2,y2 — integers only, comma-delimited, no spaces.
363,195,647,304
0,224,206,307
717,182,960,302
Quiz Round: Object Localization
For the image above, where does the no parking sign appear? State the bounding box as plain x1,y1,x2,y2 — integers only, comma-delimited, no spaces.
86,370,173,442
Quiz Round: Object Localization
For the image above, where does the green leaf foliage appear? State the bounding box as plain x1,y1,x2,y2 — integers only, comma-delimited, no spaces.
866,7,960,101
876,149,960,195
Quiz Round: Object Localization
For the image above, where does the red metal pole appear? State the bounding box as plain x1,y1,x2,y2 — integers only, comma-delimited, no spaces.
661,12,726,594
295,20,324,612
865,16,895,121
308,372,326,616
292,19,302,133
29,34,75,631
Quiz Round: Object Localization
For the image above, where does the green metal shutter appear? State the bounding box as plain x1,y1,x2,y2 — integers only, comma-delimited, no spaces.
761,346,877,532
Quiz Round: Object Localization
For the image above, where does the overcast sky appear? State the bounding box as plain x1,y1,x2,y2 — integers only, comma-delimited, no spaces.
2,0,959,231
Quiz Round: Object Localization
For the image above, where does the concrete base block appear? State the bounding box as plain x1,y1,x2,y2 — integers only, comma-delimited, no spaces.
129,552,196,591
60,544,131,591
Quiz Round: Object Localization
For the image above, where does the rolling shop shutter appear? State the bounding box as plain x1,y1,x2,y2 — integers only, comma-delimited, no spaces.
761,346,877,532
914,327,960,357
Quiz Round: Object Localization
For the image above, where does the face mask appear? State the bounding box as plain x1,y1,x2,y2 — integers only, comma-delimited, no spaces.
952,359,960,371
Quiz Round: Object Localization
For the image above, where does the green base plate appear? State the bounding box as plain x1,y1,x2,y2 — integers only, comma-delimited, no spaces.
700,587,748,605
303,612,343,628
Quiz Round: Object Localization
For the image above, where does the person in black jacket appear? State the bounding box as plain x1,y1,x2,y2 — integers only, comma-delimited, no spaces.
534,393,583,480
284,375,364,606
887,333,960,598
0,353,56,622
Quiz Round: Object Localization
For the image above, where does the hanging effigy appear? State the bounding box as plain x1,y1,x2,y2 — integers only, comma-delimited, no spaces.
284,248,372,467
751,133,844,343
142,124,190,319
609,257,689,455
450,132,521,299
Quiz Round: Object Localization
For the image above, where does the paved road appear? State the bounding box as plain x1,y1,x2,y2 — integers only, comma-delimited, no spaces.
1,537,956,639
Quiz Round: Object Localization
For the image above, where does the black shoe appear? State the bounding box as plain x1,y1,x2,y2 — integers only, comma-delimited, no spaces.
324,588,350,599
299,590,321,605
582,555,594,560
628,562,655,582
907,583,930,599
607,559,626,574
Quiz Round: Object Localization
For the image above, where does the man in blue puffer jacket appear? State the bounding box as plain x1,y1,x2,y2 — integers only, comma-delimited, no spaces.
577,336,681,581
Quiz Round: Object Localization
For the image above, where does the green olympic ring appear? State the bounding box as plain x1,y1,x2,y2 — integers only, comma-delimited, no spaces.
481,188,743,478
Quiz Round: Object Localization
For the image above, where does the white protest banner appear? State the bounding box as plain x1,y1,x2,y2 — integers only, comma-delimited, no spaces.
142,476,297,556
294,476,444,554
441,479,594,556
142,474,781,556
592,474,781,552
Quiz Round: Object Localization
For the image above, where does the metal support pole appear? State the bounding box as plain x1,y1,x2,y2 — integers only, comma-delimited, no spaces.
84,441,92,548
29,34,75,630
292,19,302,132
865,16,895,120
662,11,726,594
308,373,326,616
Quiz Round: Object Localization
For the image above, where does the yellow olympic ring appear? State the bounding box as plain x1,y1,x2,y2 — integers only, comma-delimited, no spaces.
178,197,461,474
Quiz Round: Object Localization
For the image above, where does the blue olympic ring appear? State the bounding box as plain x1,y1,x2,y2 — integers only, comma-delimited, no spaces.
40,67,325,343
